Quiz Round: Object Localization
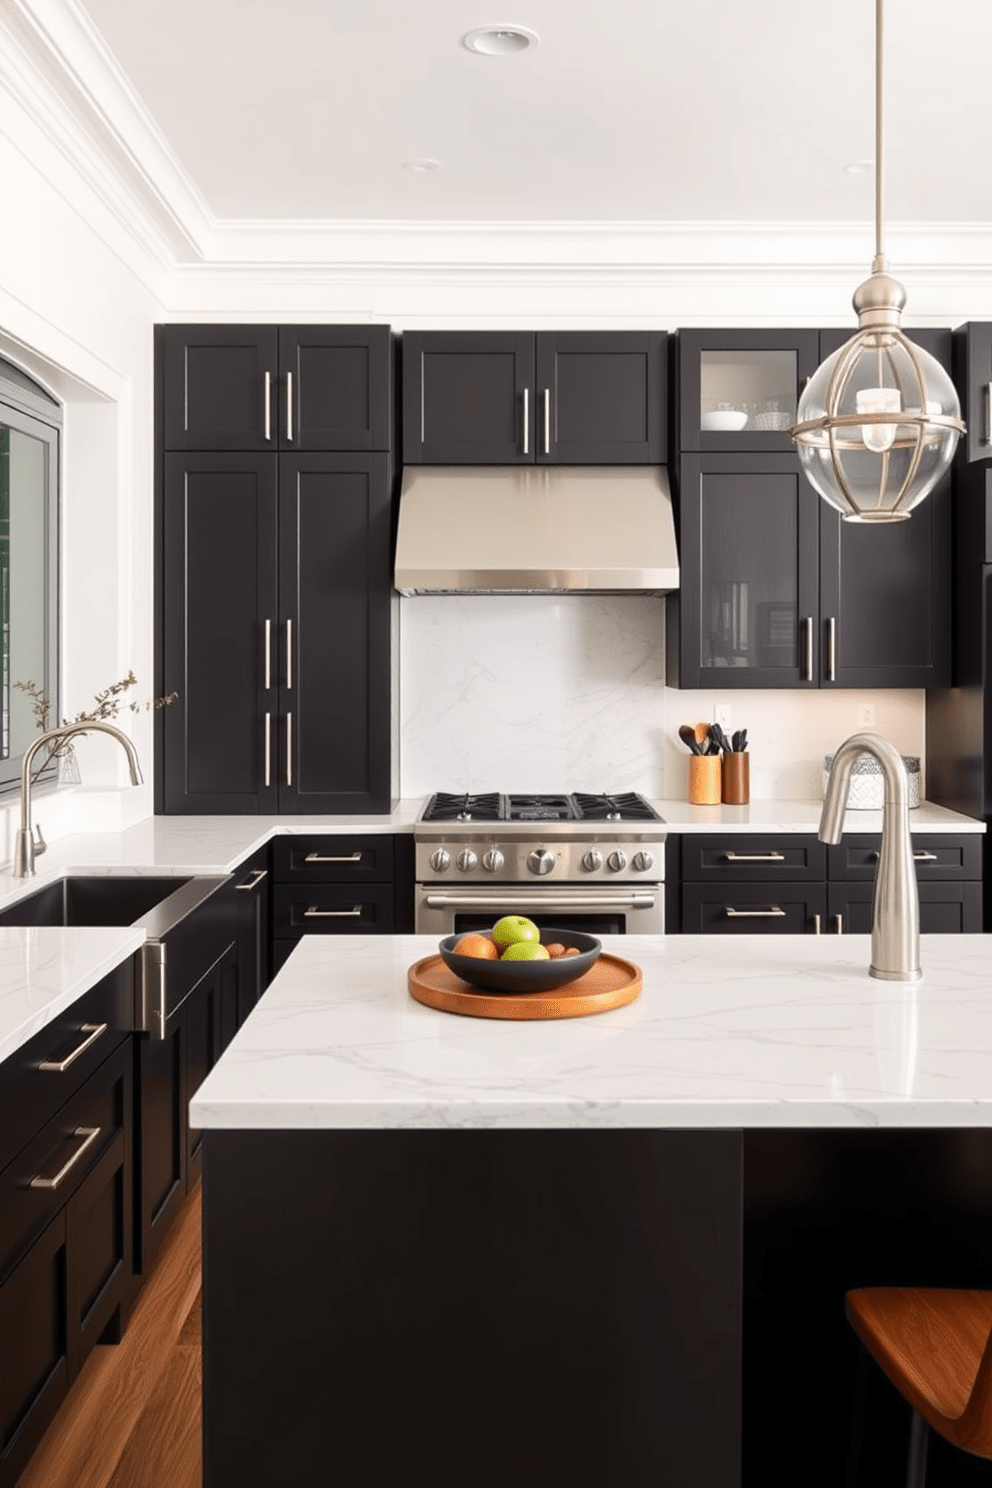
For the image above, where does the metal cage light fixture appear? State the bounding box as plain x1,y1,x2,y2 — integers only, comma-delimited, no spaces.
789,0,964,521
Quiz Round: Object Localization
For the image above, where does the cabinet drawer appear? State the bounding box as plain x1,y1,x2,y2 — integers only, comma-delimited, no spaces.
0,1038,130,1288
273,884,394,937
681,836,826,882
827,834,982,882
0,961,133,1174
827,882,984,936
682,883,827,935
272,836,394,883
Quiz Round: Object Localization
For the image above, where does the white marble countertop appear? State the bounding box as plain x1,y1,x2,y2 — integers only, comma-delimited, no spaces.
189,932,992,1132
0,926,145,1063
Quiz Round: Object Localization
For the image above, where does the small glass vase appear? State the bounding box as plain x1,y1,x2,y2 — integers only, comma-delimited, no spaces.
57,746,81,786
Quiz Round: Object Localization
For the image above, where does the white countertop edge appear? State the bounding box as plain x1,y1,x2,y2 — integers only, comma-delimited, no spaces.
187,1097,992,1132
0,926,146,1064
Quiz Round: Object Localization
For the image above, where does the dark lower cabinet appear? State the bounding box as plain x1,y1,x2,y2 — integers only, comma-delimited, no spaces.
675,832,982,934
271,834,398,973
0,1035,132,1488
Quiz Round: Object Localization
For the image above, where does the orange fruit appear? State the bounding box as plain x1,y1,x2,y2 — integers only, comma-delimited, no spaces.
453,933,499,960
545,943,566,959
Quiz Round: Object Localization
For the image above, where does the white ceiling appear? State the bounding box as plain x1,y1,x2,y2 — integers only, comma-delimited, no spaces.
70,0,992,229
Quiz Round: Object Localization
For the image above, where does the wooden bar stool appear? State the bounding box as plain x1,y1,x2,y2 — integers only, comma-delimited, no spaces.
846,1287,992,1487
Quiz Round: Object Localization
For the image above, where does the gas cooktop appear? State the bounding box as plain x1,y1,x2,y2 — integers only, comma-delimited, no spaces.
420,791,661,824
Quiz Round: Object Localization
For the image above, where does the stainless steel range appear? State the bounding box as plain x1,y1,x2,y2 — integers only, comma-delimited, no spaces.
414,792,667,936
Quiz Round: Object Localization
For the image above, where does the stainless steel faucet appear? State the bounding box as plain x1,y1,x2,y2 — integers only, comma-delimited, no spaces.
819,732,921,982
13,720,144,879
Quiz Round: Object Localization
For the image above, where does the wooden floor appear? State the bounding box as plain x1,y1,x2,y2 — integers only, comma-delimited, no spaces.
18,1185,204,1488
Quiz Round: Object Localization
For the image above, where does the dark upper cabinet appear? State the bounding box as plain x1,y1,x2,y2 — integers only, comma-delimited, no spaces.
953,321,992,464
677,329,821,453
670,328,952,689
161,452,392,815
161,324,392,452
403,330,667,464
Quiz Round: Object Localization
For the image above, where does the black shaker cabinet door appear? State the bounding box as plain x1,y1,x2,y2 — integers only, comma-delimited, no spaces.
278,453,392,814
671,454,820,688
402,332,536,463
161,452,279,814
534,331,666,463
161,325,279,451
278,326,392,451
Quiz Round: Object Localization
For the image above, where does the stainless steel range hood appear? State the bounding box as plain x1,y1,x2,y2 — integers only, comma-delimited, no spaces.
394,465,680,596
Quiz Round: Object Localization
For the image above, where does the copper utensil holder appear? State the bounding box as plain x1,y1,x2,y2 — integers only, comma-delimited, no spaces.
722,751,749,805
688,754,721,805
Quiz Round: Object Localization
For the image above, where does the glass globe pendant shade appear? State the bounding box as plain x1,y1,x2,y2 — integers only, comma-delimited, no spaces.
791,323,963,521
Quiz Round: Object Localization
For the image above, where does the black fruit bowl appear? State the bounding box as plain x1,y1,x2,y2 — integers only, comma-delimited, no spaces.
438,929,602,994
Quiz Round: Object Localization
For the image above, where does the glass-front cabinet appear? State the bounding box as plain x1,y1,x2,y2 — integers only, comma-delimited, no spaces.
677,330,820,453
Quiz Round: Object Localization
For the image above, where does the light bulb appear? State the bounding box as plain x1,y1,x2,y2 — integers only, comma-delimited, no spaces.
856,387,901,453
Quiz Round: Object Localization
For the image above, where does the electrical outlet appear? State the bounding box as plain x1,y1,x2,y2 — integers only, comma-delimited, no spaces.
714,703,733,731
857,703,876,729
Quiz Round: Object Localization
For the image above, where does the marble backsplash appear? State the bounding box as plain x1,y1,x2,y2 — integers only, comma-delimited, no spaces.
398,596,926,802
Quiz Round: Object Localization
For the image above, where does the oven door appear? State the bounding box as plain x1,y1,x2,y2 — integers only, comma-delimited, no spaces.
415,885,663,936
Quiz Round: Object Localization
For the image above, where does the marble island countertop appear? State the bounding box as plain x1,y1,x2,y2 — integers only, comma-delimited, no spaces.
189,932,992,1133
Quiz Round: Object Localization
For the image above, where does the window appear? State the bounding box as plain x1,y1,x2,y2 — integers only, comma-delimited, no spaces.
0,358,60,792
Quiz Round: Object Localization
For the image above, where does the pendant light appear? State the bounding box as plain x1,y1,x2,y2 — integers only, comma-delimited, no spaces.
789,0,964,521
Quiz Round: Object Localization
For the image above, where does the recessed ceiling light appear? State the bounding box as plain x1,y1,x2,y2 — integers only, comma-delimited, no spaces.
843,159,874,174
462,25,540,55
402,158,441,173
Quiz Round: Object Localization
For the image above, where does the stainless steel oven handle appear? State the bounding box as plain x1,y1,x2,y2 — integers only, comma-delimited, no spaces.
424,892,657,910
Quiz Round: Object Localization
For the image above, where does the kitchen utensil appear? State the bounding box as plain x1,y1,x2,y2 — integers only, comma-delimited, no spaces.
709,722,731,754
740,730,748,752
731,730,742,752
679,724,702,754
437,929,602,994
694,722,710,748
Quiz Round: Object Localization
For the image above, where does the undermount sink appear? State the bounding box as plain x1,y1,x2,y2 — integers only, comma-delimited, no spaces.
0,875,196,928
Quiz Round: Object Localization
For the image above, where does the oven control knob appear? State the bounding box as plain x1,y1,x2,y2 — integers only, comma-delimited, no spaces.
632,851,654,873
429,850,451,873
482,849,504,872
607,850,627,873
582,850,603,872
457,850,478,873
527,849,556,877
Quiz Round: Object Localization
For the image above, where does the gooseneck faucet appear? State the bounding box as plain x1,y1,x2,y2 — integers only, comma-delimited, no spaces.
13,721,144,879
819,732,921,982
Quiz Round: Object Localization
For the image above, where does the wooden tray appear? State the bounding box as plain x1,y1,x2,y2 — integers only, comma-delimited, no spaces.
408,952,641,1020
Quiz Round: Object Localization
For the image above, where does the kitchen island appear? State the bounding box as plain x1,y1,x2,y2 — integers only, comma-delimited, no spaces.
191,932,992,1488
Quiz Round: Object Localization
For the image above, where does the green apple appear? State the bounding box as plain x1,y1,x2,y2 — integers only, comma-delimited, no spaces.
491,914,540,950
501,940,551,961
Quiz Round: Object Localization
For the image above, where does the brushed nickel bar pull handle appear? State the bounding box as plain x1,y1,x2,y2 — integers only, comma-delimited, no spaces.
522,387,529,455
425,893,657,910
813,914,822,935
264,712,271,787
305,852,362,863
237,868,268,891
30,1127,100,1189
725,906,786,918
833,913,844,934
304,905,362,918
867,850,939,863
264,372,272,441
286,712,292,786
286,371,293,441
826,616,836,682
986,382,991,444
543,388,551,454
286,619,292,690
722,851,785,862
803,616,814,680
264,618,272,690
38,1023,107,1072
